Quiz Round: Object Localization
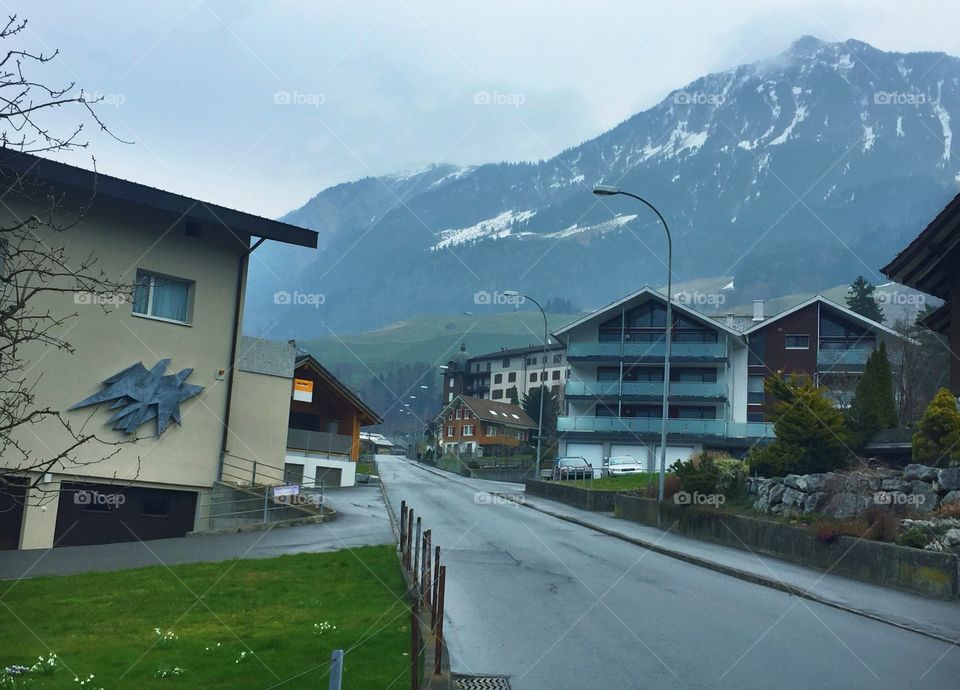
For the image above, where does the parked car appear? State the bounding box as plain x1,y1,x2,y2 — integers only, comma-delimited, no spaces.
602,455,645,476
552,456,594,481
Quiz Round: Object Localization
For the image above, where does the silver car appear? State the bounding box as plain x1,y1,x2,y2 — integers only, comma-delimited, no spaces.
603,455,644,476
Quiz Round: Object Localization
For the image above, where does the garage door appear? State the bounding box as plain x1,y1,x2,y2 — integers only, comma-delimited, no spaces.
565,443,604,476
55,482,198,547
0,477,27,550
652,445,697,469
609,444,650,472
315,466,343,487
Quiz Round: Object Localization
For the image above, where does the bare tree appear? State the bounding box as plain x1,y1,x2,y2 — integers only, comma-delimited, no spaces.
0,14,134,496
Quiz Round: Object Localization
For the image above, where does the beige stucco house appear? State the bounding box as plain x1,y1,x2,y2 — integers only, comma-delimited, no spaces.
0,151,318,549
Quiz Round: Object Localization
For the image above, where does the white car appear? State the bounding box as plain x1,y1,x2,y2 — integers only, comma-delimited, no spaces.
603,455,645,476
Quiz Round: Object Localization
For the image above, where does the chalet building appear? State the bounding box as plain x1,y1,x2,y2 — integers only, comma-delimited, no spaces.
742,296,906,420
435,395,536,456
0,151,318,550
553,288,766,469
442,343,568,404
882,193,960,395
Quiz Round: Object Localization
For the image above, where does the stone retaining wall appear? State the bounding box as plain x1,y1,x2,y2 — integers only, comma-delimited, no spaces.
615,494,960,599
524,480,619,511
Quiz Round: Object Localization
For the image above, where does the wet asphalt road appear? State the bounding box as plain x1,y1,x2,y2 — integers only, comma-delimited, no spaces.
377,455,960,690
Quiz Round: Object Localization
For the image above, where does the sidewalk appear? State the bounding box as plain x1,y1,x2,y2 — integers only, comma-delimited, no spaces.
406,459,960,644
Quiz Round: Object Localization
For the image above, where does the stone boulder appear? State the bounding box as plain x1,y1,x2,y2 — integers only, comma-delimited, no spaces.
803,491,826,514
940,490,960,509
880,478,907,493
908,481,939,513
943,528,960,549
822,492,872,520
768,483,786,505
781,488,806,510
938,468,960,492
903,464,939,482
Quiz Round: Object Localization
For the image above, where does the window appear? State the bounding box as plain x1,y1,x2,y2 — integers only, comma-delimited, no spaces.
491,389,503,399
529,373,537,382
526,356,536,365
748,375,765,405
133,270,192,323
552,370,560,380
508,372,516,383
463,409,471,419
747,412,765,423
552,385,560,394
455,409,462,419
462,425,474,436
494,373,503,384
485,425,496,436
502,357,511,367
447,392,453,402
446,426,454,437
553,354,562,364
748,331,765,365
785,334,809,349
486,362,492,372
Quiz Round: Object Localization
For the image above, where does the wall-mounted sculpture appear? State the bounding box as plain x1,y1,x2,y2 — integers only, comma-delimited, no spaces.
70,359,204,436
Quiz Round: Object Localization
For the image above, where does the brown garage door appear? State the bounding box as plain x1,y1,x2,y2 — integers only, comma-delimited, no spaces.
0,477,28,550
54,482,198,547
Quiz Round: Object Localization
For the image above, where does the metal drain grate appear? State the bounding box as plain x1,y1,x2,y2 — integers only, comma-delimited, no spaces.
452,675,512,689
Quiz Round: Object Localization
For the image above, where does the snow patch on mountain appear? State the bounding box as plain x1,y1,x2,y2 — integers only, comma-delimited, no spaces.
933,81,952,163
542,214,639,240
433,210,536,250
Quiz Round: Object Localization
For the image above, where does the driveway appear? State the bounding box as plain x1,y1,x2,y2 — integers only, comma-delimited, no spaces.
0,483,394,580
378,455,960,690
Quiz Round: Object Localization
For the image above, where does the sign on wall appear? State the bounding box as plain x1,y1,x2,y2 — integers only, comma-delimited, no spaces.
293,378,314,402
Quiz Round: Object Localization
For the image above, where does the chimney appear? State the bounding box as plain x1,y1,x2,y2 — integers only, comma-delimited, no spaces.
752,300,765,322
724,313,735,327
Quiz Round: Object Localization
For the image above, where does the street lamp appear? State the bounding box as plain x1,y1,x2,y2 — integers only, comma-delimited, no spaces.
503,290,549,480
592,184,673,503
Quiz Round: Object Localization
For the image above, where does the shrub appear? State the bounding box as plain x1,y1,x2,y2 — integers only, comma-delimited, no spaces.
642,473,682,499
845,343,898,450
936,502,960,520
670,451,748,499
747,373,852,475
861,506,899,542
912,387,960,467
896,527,929,549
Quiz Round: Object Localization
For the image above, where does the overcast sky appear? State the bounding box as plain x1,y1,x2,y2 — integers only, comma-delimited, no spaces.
18,0,960,218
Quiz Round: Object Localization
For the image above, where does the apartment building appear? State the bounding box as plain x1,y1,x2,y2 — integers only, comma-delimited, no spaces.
442,343,567,403
553,287,764,469
741,296,907,419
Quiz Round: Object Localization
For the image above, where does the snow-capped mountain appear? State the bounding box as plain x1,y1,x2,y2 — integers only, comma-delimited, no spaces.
247,36,960,336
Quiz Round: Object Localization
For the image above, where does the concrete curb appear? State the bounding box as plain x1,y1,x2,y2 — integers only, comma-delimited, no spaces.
187,510,336,536
495,492,960,647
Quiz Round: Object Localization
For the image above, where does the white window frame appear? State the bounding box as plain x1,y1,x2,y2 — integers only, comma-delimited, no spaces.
455,409,462,419
462,425,474,437
132,269,194,326
446,426,454,437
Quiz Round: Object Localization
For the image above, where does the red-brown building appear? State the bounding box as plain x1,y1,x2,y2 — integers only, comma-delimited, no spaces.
882,193,960,396
435,395,536,456
744,296,906,421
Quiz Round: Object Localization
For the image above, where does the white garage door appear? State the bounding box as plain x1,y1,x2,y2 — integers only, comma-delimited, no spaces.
609,444,650,472
565,442,604,476
652,445,697,469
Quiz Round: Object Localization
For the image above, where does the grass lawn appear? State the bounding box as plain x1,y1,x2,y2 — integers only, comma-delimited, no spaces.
0,546,409,689
556,474,656,491
356,460,377,475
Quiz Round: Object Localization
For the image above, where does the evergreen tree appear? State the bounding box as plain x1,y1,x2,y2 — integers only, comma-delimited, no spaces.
845,275,884,322
505,385,519,405
913,388,960,467
521,385,559,455
845,343,898,449
747,373,851,475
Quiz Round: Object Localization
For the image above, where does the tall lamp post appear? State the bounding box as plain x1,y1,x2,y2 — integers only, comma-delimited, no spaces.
592,185,673,503
504,291,548,479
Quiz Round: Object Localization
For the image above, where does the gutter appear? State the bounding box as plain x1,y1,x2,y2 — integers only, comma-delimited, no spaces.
218,236,266,480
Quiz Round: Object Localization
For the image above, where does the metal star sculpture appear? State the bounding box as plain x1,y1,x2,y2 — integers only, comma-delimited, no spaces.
70,359,204,436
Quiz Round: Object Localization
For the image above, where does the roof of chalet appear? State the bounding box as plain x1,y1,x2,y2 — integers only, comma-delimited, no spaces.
0,150,318,249
359,431,395,447
552,286,745,339
436,395,536,428
294,353,383,426
743,294,906,339
466,342,565,361
881,192,960,299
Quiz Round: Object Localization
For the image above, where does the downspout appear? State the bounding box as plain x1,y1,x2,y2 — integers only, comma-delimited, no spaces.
218,236,267,480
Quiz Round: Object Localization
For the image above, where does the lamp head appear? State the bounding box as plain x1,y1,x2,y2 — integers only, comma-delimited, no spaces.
592,184,621,196
502,290,521,297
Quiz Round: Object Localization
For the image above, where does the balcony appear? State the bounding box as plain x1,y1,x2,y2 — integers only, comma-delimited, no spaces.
557,416,774,439
564,380,727,400
286,428,354,456
817,348,871,370
566,341,727,362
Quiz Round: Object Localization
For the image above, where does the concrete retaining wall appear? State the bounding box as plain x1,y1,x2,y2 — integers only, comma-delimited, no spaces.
469,467,535,483
524,480,619,511
615,494,960,599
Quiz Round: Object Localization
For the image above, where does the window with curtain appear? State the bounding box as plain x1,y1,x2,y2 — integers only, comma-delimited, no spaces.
133,270,192,323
